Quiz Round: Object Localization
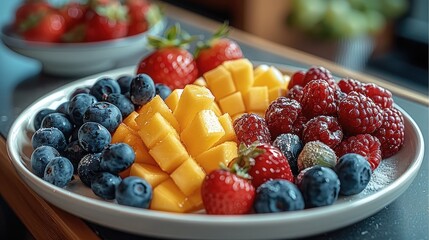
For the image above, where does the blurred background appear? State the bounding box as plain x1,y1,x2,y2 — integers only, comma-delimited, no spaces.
159,0,428,94
0,0,428,239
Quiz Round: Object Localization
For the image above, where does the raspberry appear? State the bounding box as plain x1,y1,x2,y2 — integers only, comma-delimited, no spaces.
335,134,382,171
372,108,405,158
302,115,343,149
337,92,383,135
233,113,271,146
303,66,338,90
285,85,304,103
301,79,337,118
265,97,302,140
364,83,394,109
287,70,305,90
291,114,308,138
338,78,365,94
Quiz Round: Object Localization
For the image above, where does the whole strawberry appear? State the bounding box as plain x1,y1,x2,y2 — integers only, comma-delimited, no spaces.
234,143,294,189
233,113,271,146
195,22,243,75
136,24,199,90
201,166,255,215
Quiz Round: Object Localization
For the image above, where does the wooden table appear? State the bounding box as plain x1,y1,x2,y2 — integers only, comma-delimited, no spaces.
0,2,428,239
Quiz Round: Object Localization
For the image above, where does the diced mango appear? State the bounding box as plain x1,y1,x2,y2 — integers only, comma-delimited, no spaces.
149,133,188,173
137,112,179,149
268,87,287,103
253,64,270,79
284,74,291,89
188,188,203,211
203,65,236,100
218,91,246,116
164,89,183,112
243,86,269,112
111,123,132,143
150,179,194,213
209,102,222,117
253,66,285,89
195,141,238,173
170,158,205,196
122,111,139,131
193,77,207,87
231,112,246,123
173,85,215,131
135,95,180,132
216,113,237,144
122,133,157,165
181,110,225,157
223,58,254,94
130,163,169,188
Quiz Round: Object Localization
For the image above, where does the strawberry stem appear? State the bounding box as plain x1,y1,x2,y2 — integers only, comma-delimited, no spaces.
147,23,199,49
194,21,230,57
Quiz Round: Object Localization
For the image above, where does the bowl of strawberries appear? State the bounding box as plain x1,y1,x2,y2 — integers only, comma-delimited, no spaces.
1,0,166,77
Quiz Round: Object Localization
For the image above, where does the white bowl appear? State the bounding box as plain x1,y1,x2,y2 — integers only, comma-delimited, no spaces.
0,19,166,77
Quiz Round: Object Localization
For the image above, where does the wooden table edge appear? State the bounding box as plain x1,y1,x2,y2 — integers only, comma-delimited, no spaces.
0,136,100,240
158,1,428,106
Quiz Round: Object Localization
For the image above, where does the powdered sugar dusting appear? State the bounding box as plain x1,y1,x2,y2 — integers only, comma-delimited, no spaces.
362,158,397,194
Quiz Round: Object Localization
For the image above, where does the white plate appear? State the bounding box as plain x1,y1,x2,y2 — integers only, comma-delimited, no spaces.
7,66,425,240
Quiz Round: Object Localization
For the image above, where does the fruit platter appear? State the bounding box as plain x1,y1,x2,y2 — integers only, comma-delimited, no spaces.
6,23,424,239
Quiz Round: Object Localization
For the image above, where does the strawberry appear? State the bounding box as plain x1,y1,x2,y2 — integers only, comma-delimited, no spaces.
201,165,255,215
136,24,199,90
84,3,128,42
126,0,150,36
233,143,294,189
195,22,243,75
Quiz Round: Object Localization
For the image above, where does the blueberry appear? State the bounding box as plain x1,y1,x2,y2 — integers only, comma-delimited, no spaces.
100,143,135,174
32,127,67,152
254,179,304,213
33,108,56,130
335,153,372,196
69,86,91,100
105,93,135,118
43,156,74,188
116,176,152,208
31,146,60,178
68,93,97,126
41,112,74,139
69,127,79,142
130,74,155,106
116,75,133,95
63,140,88,173
298,165,340,208
273,133,303,176
155,83,172,100
90,77,121,101
78,153,101,187
56,101,70,115
83,102,122,132
91,172,121,200
78,122,111,153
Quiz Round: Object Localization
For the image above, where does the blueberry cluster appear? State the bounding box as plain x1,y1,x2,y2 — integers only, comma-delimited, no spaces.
30,74,171,208
253,134,372,213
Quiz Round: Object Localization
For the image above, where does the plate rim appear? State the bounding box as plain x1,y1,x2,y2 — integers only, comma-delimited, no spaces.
6,65,425,239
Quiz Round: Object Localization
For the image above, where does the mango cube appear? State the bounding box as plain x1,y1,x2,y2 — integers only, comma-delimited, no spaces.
122,134,157,165
150,179,194,213
195,141,238,173
216,113,237,144
181,110,225,157
170,158,205,196
164,89,183,112
193,77,207,87
223,58,254,94
203,65,236,99
268,87,287,103
130,163,169,188
218,91,246,116
253,66,285,89
149,133,188,173
173,85,215,131
122,111,139,131
135,95,179,132
243,86,269,112
137,112,179,149
209,102,222,117
111,123,132,143
188,188,203,211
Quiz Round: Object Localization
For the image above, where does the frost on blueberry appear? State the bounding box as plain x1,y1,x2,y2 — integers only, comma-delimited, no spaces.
43,157,74,188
